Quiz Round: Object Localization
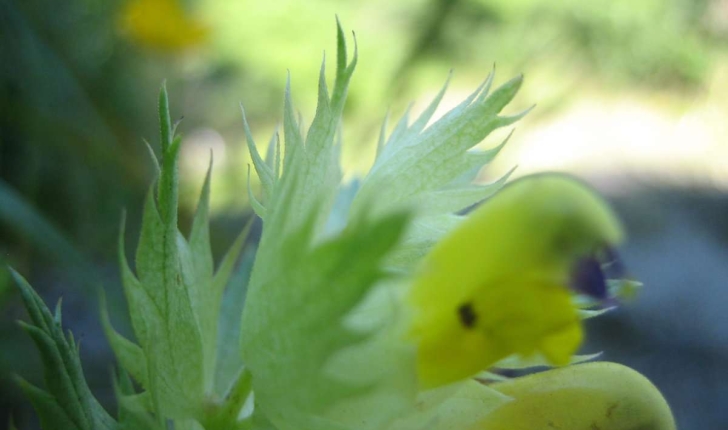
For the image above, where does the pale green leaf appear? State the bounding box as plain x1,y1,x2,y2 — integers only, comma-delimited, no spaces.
180,159,221,390
385,214,463,268
99,290,148,388
414,167,515,215
322,282,418,430
242,105,275,199
354,72,526,216
158,81,172,153
132,183,204,418
254,23,356,246
247,166,267,219
113,370,159,430
241,212,410,430
387,380,511,430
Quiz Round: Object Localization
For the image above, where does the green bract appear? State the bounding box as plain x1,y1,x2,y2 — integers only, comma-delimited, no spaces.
11,20,674,430
239,21,529,430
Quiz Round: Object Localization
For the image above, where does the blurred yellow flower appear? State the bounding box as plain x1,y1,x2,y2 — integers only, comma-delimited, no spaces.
119,0,208,51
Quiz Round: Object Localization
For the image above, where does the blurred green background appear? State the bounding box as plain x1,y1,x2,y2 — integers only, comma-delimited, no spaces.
2,0,728,428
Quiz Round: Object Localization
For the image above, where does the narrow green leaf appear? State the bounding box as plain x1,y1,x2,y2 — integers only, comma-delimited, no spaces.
282,75,303,172
118,212,151,348
10,268,53,332
19,322,89,429
375,110,390,159
247,167,267,219
142,138,161,175
15,377,82,430
381,103,412,156
241,105,275,198
474,64,496,103
415,167,515,215
53,299,63,326
100,291,148,387
315,55,331,119
181,158,219,389
113,371,159,430
189,157,214,281
12,270,117,430
273,132,282,180
478,73,523,114
156,136,182,224
335,17,347,83
264,128,281,181
333,20,357,111
304,55,334,153
158,82,172,154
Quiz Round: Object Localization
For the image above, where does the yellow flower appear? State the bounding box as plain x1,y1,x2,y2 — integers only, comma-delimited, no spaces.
407,173,624,388
119,0,208,51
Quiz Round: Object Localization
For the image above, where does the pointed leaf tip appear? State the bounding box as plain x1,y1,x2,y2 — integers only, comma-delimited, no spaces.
159,81,173,154
53,298,63,325
242,104,275,196
336,18,347,72
349,30,358,69
247,165,267,219
142,138,161,175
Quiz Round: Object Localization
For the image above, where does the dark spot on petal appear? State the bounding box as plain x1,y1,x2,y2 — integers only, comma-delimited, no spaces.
570,257,607,299
458,302,477,328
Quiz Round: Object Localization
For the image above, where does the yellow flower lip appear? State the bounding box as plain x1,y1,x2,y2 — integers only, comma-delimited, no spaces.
407,174,629,389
